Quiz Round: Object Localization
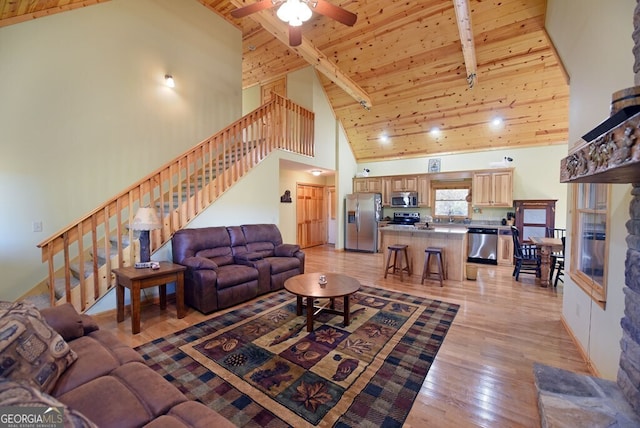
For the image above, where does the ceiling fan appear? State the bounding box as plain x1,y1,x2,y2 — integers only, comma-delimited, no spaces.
230,0,357,47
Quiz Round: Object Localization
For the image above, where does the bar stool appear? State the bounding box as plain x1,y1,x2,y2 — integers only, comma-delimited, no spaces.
421,247,446,287
384,244,411,281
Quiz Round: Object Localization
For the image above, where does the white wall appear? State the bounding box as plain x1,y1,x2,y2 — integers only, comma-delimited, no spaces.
547,0,635,379
0,0,242,301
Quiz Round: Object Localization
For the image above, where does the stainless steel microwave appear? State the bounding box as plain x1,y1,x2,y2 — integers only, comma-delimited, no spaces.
390,191,418,207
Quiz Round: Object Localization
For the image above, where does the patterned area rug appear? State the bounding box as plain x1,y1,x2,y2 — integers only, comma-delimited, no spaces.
136,285,459,427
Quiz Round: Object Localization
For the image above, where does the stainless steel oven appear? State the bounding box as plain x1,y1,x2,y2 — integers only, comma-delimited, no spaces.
467,227,499,265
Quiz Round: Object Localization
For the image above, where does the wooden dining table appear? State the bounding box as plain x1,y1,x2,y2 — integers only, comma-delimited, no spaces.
529,236,564,287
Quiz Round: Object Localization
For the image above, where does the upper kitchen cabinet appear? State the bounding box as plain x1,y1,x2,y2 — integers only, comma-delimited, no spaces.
472,169,513,207
353,177,382,193
418,175,431,207
381,177,392,206
390,176,418,192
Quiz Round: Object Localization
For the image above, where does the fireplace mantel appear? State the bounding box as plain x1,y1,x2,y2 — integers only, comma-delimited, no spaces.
560,104,640,184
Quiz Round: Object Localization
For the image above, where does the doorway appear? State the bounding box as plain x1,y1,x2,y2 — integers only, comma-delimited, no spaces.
296,183,327,248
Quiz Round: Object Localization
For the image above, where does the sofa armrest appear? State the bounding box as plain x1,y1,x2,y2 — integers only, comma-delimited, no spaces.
80,314,100,335
40,303,86,341
180,256,218,270
274,244,301,257
234,252,263,262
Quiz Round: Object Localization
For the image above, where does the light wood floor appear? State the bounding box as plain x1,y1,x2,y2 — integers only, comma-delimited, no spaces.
95,245,591,427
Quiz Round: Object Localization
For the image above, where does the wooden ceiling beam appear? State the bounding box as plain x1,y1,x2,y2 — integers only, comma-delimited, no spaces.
452,0,477,88
228,0,372,109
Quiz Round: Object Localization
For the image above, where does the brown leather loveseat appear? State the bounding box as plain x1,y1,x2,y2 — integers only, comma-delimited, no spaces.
172,224,305,314
0,301,233,428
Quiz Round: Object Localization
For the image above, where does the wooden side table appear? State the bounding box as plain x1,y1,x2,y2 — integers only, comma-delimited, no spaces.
112,262,186,334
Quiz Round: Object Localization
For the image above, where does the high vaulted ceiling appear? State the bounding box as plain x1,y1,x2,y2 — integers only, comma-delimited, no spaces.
1,0,569,163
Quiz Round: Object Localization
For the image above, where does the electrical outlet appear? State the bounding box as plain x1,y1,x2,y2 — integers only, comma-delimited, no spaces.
32,221,43,232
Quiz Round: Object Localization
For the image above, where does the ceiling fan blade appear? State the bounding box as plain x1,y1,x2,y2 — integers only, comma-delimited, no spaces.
311,0,357,26
289,25,302,46
230,0,279,19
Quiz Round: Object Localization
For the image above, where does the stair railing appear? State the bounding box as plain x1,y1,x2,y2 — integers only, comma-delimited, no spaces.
37,94,314,312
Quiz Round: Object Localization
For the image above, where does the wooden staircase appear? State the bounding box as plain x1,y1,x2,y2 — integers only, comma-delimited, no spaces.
30,95,314,313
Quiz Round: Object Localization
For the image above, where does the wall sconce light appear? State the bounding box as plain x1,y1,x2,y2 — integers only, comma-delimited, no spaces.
164,74,175,88
131,207,162,263
311,170,322,176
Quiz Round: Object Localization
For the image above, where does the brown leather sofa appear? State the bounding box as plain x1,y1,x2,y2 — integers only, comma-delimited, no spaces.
24,303,234,428
172,224,305,314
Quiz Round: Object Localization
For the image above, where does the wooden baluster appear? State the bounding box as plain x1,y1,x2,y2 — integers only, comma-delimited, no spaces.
91,216,99,302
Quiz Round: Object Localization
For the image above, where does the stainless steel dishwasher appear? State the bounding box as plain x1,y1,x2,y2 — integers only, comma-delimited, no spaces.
467,227,499,265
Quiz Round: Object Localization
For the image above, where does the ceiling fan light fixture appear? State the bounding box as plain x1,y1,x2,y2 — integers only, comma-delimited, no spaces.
277,0,312,26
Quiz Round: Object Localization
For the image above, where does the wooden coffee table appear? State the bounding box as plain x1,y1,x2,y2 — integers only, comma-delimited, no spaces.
284,272,361,332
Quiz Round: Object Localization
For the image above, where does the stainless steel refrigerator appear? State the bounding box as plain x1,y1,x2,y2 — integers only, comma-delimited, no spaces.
345,193,382,252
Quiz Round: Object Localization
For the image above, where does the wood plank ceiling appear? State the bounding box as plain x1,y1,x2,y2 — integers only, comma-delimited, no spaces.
1,0,569,163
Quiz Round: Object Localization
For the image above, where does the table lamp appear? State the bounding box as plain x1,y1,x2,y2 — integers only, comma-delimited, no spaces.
131,207,162,263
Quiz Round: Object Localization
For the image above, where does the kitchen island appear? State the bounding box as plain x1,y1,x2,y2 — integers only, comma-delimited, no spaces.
379,225,468,282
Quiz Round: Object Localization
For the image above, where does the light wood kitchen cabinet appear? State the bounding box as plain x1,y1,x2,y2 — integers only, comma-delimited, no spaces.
497,229,514,266
381,177,392,206
472,169,513,207
390,176,418,192
418,175,431,206
353,177,382,193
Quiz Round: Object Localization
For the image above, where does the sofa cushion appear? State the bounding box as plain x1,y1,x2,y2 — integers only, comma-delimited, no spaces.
52,330,144,396
79,314,99,335
215,264,259,290
56,374,153,428
56,361,188,428
40,303,85,341
0,301,77,393
241,224,284,246
173,227,233,266
0,378,97,427
245,241,276,258
143,401,236,428
265,256,301,274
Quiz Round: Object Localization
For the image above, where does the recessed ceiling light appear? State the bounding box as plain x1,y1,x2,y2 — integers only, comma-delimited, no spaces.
491,117,503,127
311,170,322,176
430,127,441,137
379,134,389,143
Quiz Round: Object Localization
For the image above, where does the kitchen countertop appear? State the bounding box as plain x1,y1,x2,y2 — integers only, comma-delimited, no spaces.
379,225,468,234
379,223,513,232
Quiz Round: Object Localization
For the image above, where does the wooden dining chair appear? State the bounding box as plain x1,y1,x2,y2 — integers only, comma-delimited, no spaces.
511,226,541,281
553,236,566,287
546,228,566,280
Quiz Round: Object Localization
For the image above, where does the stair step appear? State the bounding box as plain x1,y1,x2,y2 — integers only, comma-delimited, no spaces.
70,261,96,280
51,276,80,300
23,293,52,309
94,246,118,265
111,233,138,247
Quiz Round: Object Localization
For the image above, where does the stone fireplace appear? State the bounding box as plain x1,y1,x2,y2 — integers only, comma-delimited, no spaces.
533,2,640,426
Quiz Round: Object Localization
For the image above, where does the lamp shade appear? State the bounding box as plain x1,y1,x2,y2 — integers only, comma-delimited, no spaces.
131,207,162,231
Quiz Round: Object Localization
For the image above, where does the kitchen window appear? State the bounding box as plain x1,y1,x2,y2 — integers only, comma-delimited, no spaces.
570,183,610,308
432,182,471,219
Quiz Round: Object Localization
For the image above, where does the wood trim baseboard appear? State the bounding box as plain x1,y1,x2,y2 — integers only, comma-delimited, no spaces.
89,292,178,318
560,314,601,377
